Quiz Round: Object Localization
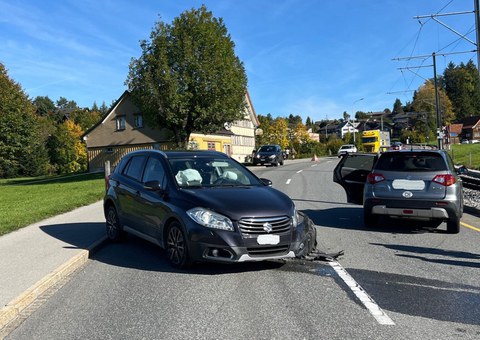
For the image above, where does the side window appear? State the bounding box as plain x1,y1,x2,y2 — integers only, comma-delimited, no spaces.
122,156,145,182
143,157,165,186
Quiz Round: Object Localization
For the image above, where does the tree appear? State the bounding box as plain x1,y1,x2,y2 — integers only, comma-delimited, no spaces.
392,98,404,115
47,120,87,174
126,5,248,148
287,114,302,126
412,79,454,139
0,63,49,178
443,61,480,120
32,96,56,117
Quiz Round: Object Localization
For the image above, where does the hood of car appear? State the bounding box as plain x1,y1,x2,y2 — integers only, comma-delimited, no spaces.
179,186,294,220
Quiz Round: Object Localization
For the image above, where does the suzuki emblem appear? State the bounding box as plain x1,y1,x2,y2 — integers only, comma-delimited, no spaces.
402,191,413,198
263,222,273,233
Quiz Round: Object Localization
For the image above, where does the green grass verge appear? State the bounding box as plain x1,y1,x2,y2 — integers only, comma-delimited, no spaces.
448,144,480,170
0,172,105,236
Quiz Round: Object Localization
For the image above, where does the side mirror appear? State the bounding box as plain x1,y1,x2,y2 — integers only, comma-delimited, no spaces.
457,166,468,175
260,178,272,187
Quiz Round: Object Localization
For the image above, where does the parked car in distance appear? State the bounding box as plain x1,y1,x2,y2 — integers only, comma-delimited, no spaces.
390,141,403,150
333,149,463,233
104,150,316,268
253,144,284,166
337,144,357,158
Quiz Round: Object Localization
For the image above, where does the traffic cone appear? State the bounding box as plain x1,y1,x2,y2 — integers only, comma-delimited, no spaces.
311,154,318,161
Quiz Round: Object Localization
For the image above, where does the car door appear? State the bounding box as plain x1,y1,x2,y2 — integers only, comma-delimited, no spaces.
139,156,170,240
333,153,377,204
116,155,150,235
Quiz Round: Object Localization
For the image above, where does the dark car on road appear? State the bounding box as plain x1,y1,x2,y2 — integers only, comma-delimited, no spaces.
333,149,463,233
252,144,284,166
104,150,316,268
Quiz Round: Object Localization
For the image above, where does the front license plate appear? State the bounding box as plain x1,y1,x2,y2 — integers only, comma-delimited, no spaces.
257,234,280,245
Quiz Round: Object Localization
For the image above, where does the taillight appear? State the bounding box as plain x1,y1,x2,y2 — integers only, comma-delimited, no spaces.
367,172,385,184
432,174,456,186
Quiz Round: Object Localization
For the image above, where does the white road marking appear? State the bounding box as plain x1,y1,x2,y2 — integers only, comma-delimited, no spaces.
328,261,395,325
311,164,317,167
286,179,291,185
296,170,303,174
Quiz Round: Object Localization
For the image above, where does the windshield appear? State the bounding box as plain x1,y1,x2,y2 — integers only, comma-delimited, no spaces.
375,153,447,172
168,157,262,188
258,145,277,152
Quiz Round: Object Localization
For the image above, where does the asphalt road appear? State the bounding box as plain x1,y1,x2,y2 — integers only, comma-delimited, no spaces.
6,158,480,340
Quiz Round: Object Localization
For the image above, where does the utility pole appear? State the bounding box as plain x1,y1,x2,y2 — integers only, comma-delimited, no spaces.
475,0,480,77
432,52,442,149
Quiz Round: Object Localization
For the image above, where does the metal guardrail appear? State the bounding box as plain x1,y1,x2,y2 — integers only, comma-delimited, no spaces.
457,166,480,190
460,175,480,190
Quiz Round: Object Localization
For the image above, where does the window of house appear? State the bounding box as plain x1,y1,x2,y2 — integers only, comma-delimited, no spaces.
116,116,126,131
134,114,143,128
207,142,216,150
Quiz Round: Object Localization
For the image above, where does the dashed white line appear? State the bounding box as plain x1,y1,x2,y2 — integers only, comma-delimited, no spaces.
286,179,291,185
328,261,395,325
296,170,303,174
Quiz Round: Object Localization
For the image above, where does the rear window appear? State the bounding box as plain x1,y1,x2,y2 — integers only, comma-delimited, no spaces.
375,153,447,171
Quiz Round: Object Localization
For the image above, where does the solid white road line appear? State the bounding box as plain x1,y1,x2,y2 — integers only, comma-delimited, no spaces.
328,261,395,326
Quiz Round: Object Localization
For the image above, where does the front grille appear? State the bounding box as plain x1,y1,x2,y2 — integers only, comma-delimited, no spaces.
246,245,289,257
238,216,292,235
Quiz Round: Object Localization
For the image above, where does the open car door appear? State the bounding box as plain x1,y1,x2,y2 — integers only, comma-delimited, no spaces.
333,153,377,204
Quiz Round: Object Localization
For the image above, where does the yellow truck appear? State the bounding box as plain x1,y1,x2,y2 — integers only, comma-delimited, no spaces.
361,130,390,153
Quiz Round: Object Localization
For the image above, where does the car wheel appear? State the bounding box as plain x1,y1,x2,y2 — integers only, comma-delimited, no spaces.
363,210,378,228
446,217,460,234
105,206,125,241
166,222,191,268
280,159,284,166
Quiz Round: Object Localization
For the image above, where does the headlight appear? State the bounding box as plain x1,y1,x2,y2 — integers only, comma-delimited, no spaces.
269,155,276,159
187,207,234,231
292,208,303,228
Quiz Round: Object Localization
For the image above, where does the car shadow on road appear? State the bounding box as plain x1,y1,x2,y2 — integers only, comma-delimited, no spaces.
40,222,106,249
346,267,480,326
94,235,288,275
302,207,451,234
39,223,315,275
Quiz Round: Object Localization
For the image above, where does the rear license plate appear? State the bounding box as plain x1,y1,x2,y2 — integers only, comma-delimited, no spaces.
392,179,425,190
257,234,280,245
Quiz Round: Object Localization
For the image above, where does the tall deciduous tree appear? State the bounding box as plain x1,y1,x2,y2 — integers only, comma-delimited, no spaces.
412,79,454,139
0,63,49,177
126,5,248,148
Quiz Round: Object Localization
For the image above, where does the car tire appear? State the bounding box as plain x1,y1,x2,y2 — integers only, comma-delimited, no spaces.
446,217,460,234
363,210,378,228
280,159,284,166
166,222,191,269
105,206,125,242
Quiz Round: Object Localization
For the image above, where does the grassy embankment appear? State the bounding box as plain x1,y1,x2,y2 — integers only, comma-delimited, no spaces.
0,172,105,236
449,144,480,170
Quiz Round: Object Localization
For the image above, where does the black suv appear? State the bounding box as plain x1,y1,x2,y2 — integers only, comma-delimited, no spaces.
104,150,316,268
334,149,464,233
252,145,284,166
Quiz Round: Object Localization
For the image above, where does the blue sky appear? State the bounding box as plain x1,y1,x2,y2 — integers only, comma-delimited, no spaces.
0,0,476,122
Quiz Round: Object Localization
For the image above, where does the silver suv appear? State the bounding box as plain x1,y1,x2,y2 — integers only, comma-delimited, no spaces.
333,150,463,233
